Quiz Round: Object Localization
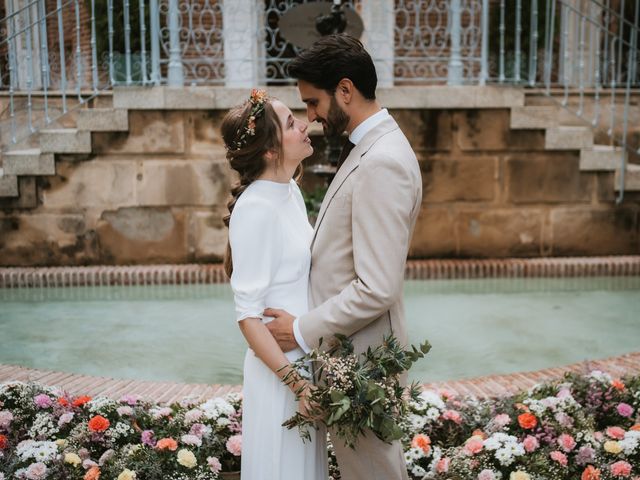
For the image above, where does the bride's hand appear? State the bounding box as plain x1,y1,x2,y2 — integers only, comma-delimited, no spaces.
295,381,316,418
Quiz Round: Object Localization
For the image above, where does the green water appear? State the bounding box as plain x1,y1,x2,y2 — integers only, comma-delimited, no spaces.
0,277,638,384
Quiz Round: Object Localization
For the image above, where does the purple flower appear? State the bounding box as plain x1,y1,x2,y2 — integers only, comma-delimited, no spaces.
575,445,595,466
58,412,74,427
0,411,13,429
141,429,156,447
189,423,206,438
33,394,52,409
617,402,634,417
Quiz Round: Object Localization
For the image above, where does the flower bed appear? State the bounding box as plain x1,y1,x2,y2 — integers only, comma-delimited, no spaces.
0,370,638,479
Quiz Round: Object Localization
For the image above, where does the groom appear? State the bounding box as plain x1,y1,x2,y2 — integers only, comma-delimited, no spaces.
265,34,422,480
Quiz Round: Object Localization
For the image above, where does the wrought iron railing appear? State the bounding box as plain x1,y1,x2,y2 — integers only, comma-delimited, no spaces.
0,0,638,196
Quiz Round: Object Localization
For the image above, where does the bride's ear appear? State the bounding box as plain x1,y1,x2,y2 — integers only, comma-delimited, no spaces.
264,149,279,165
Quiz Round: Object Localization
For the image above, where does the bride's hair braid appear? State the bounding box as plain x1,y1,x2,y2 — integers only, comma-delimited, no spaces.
220,97,282,278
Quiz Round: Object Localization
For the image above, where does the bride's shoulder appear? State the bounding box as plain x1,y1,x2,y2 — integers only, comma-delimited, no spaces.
231,188,279,223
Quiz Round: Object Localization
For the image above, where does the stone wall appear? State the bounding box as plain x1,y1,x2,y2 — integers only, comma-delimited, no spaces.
0,102,638,266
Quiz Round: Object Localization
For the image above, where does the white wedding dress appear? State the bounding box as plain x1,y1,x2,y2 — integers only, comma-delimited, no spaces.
229,179,328,480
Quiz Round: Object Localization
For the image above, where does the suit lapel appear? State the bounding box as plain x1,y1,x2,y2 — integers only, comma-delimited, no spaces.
311,116,400,248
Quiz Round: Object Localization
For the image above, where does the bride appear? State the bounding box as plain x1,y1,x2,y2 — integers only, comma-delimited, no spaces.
220,89,328,479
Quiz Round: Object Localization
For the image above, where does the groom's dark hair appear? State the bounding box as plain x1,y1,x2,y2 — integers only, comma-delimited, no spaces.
287,34,377,100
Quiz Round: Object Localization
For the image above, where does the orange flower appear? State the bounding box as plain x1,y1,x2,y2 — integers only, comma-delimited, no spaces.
411,434,431,454
518,412,538,429
582,466,601,480
472,429,487,439
73,396,92,407
0,434,8,450
630,424,640,432
612,379,625,391
156,437,178,451
84,466,100,480
57,397,70,407
88,415,110,432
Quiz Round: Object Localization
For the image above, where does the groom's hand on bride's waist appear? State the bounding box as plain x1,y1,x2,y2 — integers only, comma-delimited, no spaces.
263,308,299,352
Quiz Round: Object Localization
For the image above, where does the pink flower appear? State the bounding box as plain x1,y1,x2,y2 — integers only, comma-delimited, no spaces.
141,430,156,447
557,388,572,399
25,462,47,480
478,470,497,480
611,461,632,477
607,427,626,440
58,412,74,427
184,409,203,423
207,456,222,474
0,411,13,429
436,457,450,473
558,433,576,452
550,450,568,466
189,423,207,438
464,437,484,455
442,410,462,424
493,414,511,427
119,394,139,406
33,394,52,409
116,406,133,416
438,389,456,400
523,435,539,453
226,434,242,456
617,403,634,418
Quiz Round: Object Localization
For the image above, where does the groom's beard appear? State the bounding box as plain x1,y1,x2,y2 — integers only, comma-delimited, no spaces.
321,96,350,138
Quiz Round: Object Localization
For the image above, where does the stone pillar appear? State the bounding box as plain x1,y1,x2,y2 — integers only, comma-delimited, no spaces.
360,0,394,88
7,0,43,90
223,0,262,87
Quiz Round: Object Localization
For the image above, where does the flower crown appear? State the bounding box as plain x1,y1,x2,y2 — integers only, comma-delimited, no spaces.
233,89,268,150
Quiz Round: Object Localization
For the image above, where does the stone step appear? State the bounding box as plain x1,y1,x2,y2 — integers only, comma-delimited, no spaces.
579,145,627,171
510,106,558,129
77,108,129,132
545,126,594,150
2,148,55,175
0,169,19,197
614,164,640,191
39,128,92,154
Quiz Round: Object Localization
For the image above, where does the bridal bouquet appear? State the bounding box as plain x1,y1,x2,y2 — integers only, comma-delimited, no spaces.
281,334,431,448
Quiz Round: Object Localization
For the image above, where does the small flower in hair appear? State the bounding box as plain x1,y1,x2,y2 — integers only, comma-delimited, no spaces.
232,89,268,150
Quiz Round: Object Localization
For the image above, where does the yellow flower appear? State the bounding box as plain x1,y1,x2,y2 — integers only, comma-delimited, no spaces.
117,469,136,480
55,439,68,449
510,472,531,480
64,453,82,467
177,449,197,469
604,440,622,454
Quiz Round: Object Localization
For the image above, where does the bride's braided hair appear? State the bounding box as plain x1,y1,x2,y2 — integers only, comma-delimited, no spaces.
220,92,282,277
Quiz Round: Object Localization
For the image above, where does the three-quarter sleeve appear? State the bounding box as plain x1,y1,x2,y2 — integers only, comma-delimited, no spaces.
229,198,283,321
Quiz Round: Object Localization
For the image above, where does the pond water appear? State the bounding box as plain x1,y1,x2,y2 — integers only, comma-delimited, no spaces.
0,277,638,384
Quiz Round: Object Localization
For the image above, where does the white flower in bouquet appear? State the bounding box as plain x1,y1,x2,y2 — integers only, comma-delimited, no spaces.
200,397,235,420
619,430,640,455
27,413,59,439
406,413,428,431
16,440,58,463
588,370,613,384
87,396,118,413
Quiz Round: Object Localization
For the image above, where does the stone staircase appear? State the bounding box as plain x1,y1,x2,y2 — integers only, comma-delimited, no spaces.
510,105,640,194
1,87,639,206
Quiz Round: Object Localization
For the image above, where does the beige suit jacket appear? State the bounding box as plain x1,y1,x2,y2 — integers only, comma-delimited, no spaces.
298,115,422,355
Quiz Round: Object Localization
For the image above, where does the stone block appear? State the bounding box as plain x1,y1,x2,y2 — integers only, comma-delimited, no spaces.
113,86,165,109
2,149,55,175
510,106,558,129
580,146,625,171
550,208,638,255
77,108,129,131
0,171,18,197
456,110,546,151
0,177,37,209
96,207,189,264
39,129,92,154
596,172,617,203
614,164,640,192
0,213,94,266
409,206,458,257
137,159,231,207
545,126,593,150
378,86,525,109
393,110,451,152
185,111,228,157
506,152,592,204
92,111,185,154
42,160,137,208
457,208,544,257
421,156,497,202
189,210,228,261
